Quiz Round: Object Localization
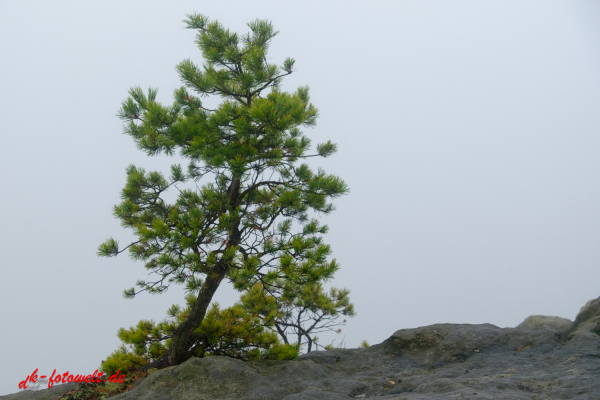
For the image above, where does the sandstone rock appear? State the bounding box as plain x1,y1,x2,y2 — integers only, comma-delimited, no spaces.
45,324,600,399
567,315,600,340
517,315,573,339
0,383,78,400
5,298,600,399
110,356,333,400
573,295,600,328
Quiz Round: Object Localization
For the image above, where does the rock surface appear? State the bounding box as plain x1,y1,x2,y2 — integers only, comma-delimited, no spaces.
573,296,600,329
517,315,573,338
4,297,600,400
0,383,78,400
106,323,600,399
569,295,600,340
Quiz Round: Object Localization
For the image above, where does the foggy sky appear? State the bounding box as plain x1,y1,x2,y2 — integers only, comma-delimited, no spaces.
1,0,599,395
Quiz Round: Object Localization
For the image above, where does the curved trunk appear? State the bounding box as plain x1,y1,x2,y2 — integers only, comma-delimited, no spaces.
166,269,227,365
165,178,242,366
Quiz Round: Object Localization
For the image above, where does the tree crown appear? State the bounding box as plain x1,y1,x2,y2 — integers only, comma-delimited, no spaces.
98,13,348,302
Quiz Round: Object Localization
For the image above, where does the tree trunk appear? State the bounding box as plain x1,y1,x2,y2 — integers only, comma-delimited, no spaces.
166,268,227,365
164,177,242,366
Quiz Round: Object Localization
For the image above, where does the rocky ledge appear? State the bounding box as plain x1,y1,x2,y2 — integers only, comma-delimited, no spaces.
5,296,600,400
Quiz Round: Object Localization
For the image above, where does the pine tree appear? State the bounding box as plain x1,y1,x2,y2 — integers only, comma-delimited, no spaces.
101,294,299,376
98,13,348,367
240,282,355,352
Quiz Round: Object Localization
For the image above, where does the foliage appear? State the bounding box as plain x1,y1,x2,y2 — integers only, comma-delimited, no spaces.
57,371,150,400
98,12,348,365
240,282,355,352
101,294,299,376
100,346,148,376
359,340,370,348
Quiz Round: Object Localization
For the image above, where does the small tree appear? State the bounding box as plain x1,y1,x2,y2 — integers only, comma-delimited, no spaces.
241,282,355,352
98,14,348,367
101,294,298,376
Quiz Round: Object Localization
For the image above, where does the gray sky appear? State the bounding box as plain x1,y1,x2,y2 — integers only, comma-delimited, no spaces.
1,0,599,395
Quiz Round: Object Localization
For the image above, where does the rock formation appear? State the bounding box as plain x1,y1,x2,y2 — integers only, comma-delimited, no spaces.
4,295,600,399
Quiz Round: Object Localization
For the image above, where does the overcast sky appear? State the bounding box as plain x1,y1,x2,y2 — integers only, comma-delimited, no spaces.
1,0,600,395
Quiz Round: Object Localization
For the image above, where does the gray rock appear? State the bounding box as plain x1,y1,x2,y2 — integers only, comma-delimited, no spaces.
517,315,573,339
573,295,600,328
14,323,594,400
6,297,600,399
568,315,600,340
104,322,597,399
0,383,78,400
